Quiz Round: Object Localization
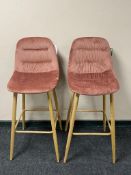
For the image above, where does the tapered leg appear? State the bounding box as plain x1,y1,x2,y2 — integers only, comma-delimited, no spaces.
64,93,79,163
22,94,25,130
65,93,74,131
47,91,60,162
110,94,116,164
103,95,106,132
53,89,62,130
10,93,17,160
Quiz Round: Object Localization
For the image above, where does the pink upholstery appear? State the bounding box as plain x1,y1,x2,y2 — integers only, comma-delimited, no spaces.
7,37,59,93
68,37,119,95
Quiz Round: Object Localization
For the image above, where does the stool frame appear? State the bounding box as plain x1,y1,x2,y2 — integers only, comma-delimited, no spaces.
10,89,62,162
64,48,116,163
64,93,115,163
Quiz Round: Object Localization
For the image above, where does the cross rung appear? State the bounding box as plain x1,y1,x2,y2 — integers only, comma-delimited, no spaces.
76,109,103,112
73,132,111,136
15,130,53,134
25,108,56,112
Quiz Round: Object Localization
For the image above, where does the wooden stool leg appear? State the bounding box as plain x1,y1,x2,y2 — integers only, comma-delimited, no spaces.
22,94,25,130
65,93,74,131
103,95,106,132
47,91,60,162
53,89,62,130
10,93,17,160
64,93,79,163
110,94,116,164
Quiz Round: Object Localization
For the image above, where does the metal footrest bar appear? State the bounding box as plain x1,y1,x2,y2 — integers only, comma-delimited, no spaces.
76,109,103,112
15,130,53,134
73,132,111,136
25,107,56,112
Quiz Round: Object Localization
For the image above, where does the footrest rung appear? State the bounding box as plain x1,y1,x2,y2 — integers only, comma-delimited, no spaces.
15,130,53,134
77,109,103,112
73,132,111,136
25,108,56,112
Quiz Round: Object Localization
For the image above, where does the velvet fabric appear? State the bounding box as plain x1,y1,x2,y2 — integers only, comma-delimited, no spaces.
68,37,119,95
7,37,59,93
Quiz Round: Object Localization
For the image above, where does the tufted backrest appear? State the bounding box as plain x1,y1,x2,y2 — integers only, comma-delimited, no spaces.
15,37,59,73
69,37,112,74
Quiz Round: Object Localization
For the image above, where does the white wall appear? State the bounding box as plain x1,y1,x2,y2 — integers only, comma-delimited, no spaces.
0,0,131,121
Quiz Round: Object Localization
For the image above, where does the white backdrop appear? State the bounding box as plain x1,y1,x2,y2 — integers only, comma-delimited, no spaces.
0,0,131,121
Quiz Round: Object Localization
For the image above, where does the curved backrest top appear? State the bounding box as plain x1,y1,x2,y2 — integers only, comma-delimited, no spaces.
17,37,53,50
71,37,110,50
15,37,58,73
69,37,112,74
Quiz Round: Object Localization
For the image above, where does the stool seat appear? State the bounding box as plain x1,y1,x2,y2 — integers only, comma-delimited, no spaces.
7,70,58,94
68,70,119,95
68,37,119,95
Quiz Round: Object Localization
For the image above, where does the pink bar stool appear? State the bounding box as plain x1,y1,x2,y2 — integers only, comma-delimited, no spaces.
7,37,62,162
64,37,119,163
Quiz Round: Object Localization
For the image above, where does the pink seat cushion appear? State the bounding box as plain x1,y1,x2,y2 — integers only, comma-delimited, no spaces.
7,37,59,93
68,37,119,95
7,71,58,94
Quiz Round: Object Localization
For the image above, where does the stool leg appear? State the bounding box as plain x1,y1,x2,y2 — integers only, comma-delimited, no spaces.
10,93,17,160
53,89,62,130
47,91,60,162
22,94,25,130
110,94,116,163
103,95,106,132
64,93,79,163
65,93,74,131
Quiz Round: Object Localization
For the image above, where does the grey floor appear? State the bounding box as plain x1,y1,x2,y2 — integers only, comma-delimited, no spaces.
0,122,131,175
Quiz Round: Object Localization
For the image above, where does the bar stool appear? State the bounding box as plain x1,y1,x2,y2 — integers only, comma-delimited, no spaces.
7,37,62,162
64,37,119,163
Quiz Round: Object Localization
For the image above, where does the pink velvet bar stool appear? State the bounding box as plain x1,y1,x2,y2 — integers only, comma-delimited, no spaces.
7,37,62,162
64,37,119,163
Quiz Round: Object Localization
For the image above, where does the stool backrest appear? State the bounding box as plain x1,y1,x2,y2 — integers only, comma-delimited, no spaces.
69,37,113,74
15,37,58,73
